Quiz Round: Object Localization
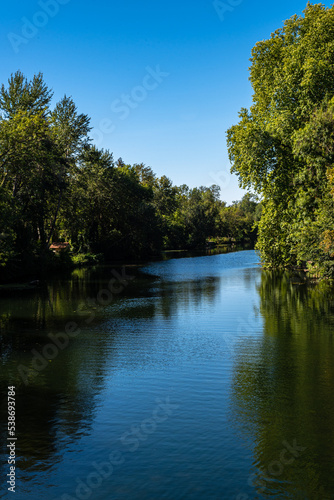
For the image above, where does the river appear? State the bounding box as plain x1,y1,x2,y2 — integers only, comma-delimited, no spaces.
1,249,334,499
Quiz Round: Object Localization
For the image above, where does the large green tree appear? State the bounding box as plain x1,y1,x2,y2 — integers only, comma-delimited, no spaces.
0,72,91,276
227,3,334,277
0,73,56,268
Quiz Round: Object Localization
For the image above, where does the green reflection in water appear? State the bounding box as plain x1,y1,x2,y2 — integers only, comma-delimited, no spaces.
231,271,334,499
0,261,222,482
0,265,142,477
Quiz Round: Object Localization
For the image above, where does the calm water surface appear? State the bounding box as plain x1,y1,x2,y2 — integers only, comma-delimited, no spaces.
1,250,334,499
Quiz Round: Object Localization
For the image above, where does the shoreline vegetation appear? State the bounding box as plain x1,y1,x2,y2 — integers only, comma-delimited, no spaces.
227,3,334,280
0,244,324,292
0,242,254,289
2,6,334,284
0,72,259,285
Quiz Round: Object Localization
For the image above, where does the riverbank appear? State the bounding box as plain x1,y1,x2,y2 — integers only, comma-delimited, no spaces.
0,244,254,288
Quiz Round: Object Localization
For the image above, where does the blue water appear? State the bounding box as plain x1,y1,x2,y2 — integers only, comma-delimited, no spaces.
1,250,334,499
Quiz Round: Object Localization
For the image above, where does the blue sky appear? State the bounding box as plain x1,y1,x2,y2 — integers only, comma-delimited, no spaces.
1,0,330,203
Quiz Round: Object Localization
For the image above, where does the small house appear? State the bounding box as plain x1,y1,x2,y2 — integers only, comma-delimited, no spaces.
49,242,71,253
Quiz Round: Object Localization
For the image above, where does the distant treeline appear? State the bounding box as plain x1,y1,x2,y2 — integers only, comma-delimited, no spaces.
0,72,259,281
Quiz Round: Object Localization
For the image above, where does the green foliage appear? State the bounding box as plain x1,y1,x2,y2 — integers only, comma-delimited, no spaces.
227,3,334,277
0,71,260,281
0,71,53,118
219,193,259,244
71,253,104,266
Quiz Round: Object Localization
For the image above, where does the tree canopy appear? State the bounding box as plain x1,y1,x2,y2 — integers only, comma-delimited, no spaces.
0,71,259,281
227,3,334,278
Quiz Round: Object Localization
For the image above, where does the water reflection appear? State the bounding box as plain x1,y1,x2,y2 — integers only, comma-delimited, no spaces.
0,261,225,486
7,251,333,499
0,265,142,486
231,271,334,499
114,276,221,320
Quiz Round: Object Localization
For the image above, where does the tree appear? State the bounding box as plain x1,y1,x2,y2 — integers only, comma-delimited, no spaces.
172,185,221,249
47,95,91,245
0,107,57,259
60,145,115,252
0,71,53,119
218,193,259,244
227,3,334,277
0,72,92,275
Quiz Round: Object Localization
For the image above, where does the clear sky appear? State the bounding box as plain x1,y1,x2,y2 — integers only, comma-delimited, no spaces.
1,0,331,203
